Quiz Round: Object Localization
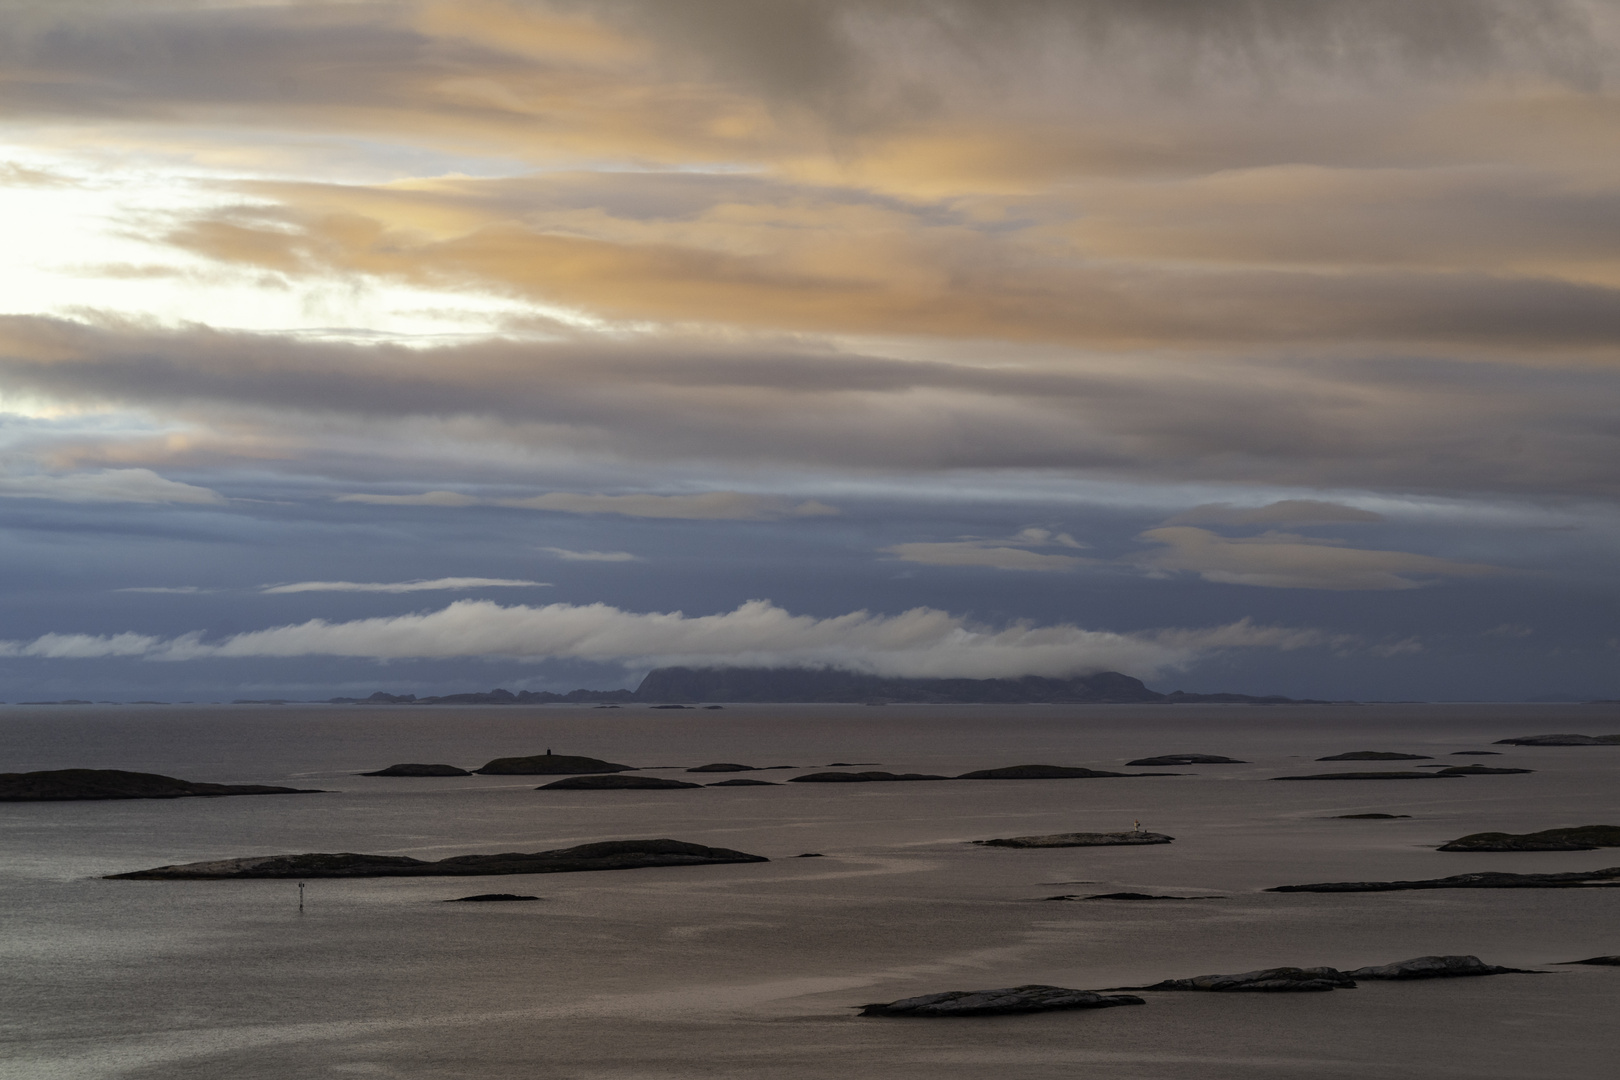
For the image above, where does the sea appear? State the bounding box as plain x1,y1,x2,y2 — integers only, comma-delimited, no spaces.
1,702,1616,1079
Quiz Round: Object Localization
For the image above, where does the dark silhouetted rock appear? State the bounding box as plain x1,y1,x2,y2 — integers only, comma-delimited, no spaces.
1342,955,1536,980
0,769,322,801
975,831,1174,848
859,985,1144,1017
706,779,777,786
650,704,692,709
537,775,701,790
686,763,755,772
1269,867,1620,892
957,765,1167,780
362,763,470,777
1494,734,1620,746
1435,765,1534,775
446,893,539,902
1438,825,1620,851
1450,751,1502,756
1558,956,1620,965
637,667,1167,704
108,839,768,879
789,771,947,782
702,705,723,709
1126,754,1246,766
474,754,632,775
1332,813,1412,819
1272,771,1462,781
1115,966,1355,992
1318,752,1432,761
1046,892,1216,901
796,853,824,857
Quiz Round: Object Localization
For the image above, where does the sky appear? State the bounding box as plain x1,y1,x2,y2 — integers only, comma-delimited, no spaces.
2,0,1619,702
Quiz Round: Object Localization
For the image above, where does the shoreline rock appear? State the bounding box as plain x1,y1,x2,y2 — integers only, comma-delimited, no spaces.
1494,734,1620,746
1268,867,1620,892
107,838,768,879
859,985,1144,1017
1438,825,1620,851
957,765,1177,780
1318,752,1431,761
537,775,701,790
975,831,1174,848
1125,754,1245,766
474,754,632,775
1332,813,1412,819
445,893,539,902
1114,966,1355,992
0,769,322,801
1557,956,1620,965
1272,771,1462,781
1343,955,1536,979
788,771,947,782
361,763,470,777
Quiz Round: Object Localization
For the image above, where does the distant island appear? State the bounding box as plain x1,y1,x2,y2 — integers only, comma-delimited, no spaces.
327,667,1334,706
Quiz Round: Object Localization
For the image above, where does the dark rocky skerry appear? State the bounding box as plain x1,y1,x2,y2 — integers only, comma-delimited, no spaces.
1558,956,1620,966
537,775,701,790
789,771,947,783
957,765,1176,780
445,893,539,902
1318,751,1432,761
1494,733,1620,746
1332,813,1412,819
859,985,1144,1017
107,839,768,879
1438,825,1620,851
362,763,470,777
474,754,632,775
1112,956,1532,992
0,769,322,801
1272,771,1462,781
1268,867,1620,892
1125,754,1246,766
975,831,1174,848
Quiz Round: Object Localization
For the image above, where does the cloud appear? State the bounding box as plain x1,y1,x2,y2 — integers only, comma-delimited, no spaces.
334,488,836,520
1131,526,1504,590
1166,500,1384,527
335,491,482,507
115,586,208,594
0,598,1341,680
540,547,641,562
259,578,548,595
0,469,224,505
883,527,1092,571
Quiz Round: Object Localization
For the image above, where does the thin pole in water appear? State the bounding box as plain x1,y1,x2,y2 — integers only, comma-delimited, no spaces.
298,882,305,912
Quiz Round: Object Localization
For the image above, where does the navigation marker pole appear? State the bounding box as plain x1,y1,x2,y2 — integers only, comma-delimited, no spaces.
298,882,305,913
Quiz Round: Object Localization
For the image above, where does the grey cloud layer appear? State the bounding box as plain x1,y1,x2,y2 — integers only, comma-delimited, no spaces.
5,316,1620,499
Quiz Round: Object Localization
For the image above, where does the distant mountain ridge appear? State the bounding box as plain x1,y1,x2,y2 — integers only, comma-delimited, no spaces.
331,667,1328,705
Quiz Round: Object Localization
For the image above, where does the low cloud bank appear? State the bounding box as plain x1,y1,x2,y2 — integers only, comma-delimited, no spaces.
0,599,1336,680
260,578,547,594
336,490,838,521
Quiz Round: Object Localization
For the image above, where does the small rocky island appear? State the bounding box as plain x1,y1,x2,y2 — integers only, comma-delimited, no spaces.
1494,733,1620,745
1268,867,1620,892
788,771,947,782
1317,752,1431,761
537,775,701,790
362,763,470,776
974,831,1174,848
1438,825,1620,851
956,765,1175,779
474,754,632,775
107,838,768,879
0,769,322,801
1272,771,1463,781
1125,754,1246,766
859,985,1144,1017
1111,956,1532,992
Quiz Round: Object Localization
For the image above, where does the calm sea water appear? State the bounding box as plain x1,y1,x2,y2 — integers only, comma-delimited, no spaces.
1,703,1616,1079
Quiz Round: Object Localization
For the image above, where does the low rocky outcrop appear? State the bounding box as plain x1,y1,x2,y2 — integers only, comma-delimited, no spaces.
445,893,539,902
1272,771,1461,781
975,831,1174,848
1438,825,1620,851
1558,956,1620,965
537,775,701,790
1045,892,1215,901
1318,752,1431,761
1125,754,1245,766
1434,765,1533,775
1333,813,1411,819
1494,734,1620,746
1268,866,1620,892
1342,955,1535,979
107,838,768,879
788,771,947,782
362,763,470,777
686,763,755,772
474,754,632,775
956,765,1174,780
0,769,322,801
706,778,777,786
1114,966,1356,992
1450,751,1502,756
859,985,1144,1017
